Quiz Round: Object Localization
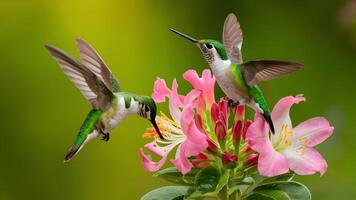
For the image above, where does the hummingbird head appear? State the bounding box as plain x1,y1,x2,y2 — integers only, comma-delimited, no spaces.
139,97,164,140
170,29,228,65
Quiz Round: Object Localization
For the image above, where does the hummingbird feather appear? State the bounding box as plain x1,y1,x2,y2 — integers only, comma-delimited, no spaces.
64,109,103,162
76,38,121,93
223,13,243,64
45,45,113,110
241,60,303,86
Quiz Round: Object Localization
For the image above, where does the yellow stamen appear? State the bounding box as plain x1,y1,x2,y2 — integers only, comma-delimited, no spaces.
142,112,179,139
160,112,180,128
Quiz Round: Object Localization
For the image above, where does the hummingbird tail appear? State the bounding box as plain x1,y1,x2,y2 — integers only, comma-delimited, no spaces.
262,112,275,134
64,129,100,162
64,109,103,162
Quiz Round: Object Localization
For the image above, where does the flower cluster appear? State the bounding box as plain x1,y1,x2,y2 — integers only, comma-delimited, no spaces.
140,69,334,200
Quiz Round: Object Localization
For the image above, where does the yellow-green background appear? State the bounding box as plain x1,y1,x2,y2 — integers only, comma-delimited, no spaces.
0,0,355,199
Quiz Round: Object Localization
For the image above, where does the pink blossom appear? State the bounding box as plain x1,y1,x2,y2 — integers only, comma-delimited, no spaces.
140,77,208,174
246,95,334,177
183,69,216,111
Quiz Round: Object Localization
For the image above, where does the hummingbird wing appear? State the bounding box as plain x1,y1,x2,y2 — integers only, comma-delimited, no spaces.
76,38,121,93
241,60,303,86
223,13,243,64
45,45,113,110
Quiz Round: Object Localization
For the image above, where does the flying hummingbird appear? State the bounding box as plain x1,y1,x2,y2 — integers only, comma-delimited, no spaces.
170,13,303,134
45,39,163,162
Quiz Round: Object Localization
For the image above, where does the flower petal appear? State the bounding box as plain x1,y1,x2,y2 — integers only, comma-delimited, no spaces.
258,150,289,177
246,114,289,176
291,117,334,147
201,69,216,107
183,69,215,109
171,105,208,174
168,79,183,123
181,105,208,146
140,141,173,172
281,147,328,176
245,114,271,153
152,78,171,103
271,95,305,135
183,70,202,89
171,143,194,174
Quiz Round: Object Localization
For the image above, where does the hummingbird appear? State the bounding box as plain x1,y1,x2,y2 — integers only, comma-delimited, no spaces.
170,13,303,134
45,39,163,162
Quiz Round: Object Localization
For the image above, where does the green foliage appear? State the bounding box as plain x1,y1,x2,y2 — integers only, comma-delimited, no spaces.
245,181,311,200
153,167,199,185
140,186,189,200
143,167,310,200
187,167,221,198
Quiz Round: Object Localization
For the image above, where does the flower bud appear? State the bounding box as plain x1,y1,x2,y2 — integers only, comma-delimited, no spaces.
243,146,253,153
218,99,229,122
242,120,253,139
233,105,245,122
211,103,219,124
206,139,218,154
232,120,243,143
215,120,227,141
192,153,210,168
195,113,205,133
244,154,258,166
222,151,238,169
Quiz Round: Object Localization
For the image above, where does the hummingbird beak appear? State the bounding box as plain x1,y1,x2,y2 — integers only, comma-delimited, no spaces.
170,28,197,43
151,119,165,140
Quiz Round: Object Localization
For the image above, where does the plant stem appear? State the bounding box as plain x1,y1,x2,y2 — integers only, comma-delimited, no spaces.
219,185,229,200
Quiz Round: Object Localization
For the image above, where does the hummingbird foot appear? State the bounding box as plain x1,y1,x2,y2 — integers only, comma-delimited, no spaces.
228,99,240,108
101,132,110,142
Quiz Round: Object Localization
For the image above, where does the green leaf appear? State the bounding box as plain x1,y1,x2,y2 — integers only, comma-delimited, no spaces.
140,186,189,200
248,190,290,200
260,173,295,184
246,181,311,200
153,167,199,185
251,172,295,184
186,167,221,198
244,173,295,195
246,192,276,200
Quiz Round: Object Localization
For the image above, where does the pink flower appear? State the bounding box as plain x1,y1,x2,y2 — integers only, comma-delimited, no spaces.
140,78,208,174
183,69,216,111
246,95,334,177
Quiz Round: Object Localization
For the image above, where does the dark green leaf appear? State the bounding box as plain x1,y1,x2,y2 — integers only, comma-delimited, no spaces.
251,172,294,184
244,173,295,195
153,167,199,185
186,167,221,199
140,186,189,200
261,173,295,184
248,190,290,200
246,181,311,200
246,192,277,200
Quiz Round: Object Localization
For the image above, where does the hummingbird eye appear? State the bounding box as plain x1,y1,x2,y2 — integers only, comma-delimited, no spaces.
205,43,213,49
145,105,150,112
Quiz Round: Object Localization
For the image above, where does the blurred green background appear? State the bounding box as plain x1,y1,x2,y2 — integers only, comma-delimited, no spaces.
0,0,355,199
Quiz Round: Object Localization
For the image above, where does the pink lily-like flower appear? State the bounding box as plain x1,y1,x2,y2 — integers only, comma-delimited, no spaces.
246,95,334,177
183,69,216,111
140,76,208,174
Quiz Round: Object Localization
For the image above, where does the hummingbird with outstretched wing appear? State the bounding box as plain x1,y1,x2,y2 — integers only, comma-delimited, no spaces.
171,13,303,134
45,39,163,162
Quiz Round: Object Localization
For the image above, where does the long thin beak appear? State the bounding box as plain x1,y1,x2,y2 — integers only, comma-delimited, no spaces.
170,28,197,43
151,119,164,140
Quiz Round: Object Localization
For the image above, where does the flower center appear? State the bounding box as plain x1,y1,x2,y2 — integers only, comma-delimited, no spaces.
273,124,294,151
142,112,183,140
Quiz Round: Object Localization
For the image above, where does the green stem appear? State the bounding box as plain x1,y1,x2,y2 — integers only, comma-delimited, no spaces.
219,185,229,200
